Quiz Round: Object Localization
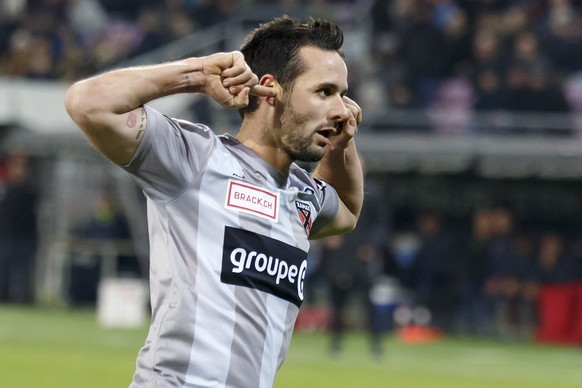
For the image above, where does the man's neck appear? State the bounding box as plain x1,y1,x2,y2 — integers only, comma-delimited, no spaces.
237,120,293,175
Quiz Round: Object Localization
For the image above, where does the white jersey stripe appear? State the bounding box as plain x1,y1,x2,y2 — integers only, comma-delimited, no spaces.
225,287,268,387
223,208,271,387
260,295,289,387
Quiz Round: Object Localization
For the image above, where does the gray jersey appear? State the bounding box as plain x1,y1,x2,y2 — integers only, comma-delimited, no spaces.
124,106,339,388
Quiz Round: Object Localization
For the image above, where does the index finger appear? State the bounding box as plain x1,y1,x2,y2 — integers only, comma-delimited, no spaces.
250,84,277,98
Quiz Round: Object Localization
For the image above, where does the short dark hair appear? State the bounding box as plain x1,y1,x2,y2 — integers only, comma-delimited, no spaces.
238,15,344,117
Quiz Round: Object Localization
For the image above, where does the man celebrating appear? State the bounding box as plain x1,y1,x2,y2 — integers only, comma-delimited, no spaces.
65,15,363,388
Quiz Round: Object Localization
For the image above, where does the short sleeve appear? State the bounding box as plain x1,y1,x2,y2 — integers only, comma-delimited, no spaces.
289,165,339,237
309,178,339,236
122,105,216,202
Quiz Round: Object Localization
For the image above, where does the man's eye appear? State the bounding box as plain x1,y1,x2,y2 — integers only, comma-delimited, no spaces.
318,89,331,97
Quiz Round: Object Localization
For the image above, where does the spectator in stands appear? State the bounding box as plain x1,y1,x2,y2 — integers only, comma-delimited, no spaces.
473,66,504,112
498,3,531,40
0,26,36,77
481,207,515,336
507,231,537,339
399,0,448,108
369,0,395,58
427,76,475,134
455,208,493,335
441,4,472,77
502,63,570,115
539,0,582,72
167,10,196,41
131,5,169,57
91,18,142,69
25,35,56,79
69,189,138,305
66,0,109,47
481,207,537,340
54,24,97,81
467,15,508,114
510,29,549,73
536,230,582,290
0,0,26,55
502,29,570,116
0,153,39,303
410,210,458,332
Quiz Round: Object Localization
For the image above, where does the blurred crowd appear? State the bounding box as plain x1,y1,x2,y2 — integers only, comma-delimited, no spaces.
400,206,581,341
0,0,359,81
0,0,243,80
368,0,582,115
309,201,582,346
2,0,582,121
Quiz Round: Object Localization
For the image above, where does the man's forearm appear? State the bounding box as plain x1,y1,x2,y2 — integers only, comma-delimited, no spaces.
313,141,364,220
67,58,204,117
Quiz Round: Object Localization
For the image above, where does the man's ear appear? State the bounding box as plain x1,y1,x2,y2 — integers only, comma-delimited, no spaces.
259,74,282,106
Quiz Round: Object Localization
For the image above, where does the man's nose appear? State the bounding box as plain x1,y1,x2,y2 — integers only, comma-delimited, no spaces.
329,95,349,122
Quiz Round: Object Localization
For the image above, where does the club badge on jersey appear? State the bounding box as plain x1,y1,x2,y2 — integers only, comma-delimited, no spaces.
295,200,313,235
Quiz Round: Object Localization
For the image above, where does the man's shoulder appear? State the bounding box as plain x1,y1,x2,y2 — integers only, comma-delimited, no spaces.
146,105,217,138
289,163,312,180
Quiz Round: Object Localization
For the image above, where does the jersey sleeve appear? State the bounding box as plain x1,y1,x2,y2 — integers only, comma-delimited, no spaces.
289,165,340,237
122,105,215,202
309,177,339,236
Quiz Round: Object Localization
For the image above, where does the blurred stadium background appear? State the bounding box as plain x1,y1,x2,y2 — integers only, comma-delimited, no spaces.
1,0,582,386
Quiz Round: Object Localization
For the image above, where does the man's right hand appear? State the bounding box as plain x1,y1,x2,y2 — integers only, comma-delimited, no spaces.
201,51,275,108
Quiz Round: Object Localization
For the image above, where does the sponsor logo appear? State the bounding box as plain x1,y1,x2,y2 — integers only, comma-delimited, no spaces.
295,201,313,235
221,227,308,307
225,180,279,221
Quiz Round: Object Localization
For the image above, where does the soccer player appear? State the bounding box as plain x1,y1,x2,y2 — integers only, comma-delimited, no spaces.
65,15,363,387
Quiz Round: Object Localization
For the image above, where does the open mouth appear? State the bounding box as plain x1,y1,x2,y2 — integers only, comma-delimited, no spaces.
316,129,334,138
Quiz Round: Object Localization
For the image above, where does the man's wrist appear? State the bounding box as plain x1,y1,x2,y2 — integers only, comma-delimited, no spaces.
179,58,206,93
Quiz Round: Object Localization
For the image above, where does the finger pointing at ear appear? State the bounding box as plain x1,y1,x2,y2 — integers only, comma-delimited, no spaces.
250,84,277,98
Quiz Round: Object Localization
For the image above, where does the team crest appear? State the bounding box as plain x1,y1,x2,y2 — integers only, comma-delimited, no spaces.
295,201,313,235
